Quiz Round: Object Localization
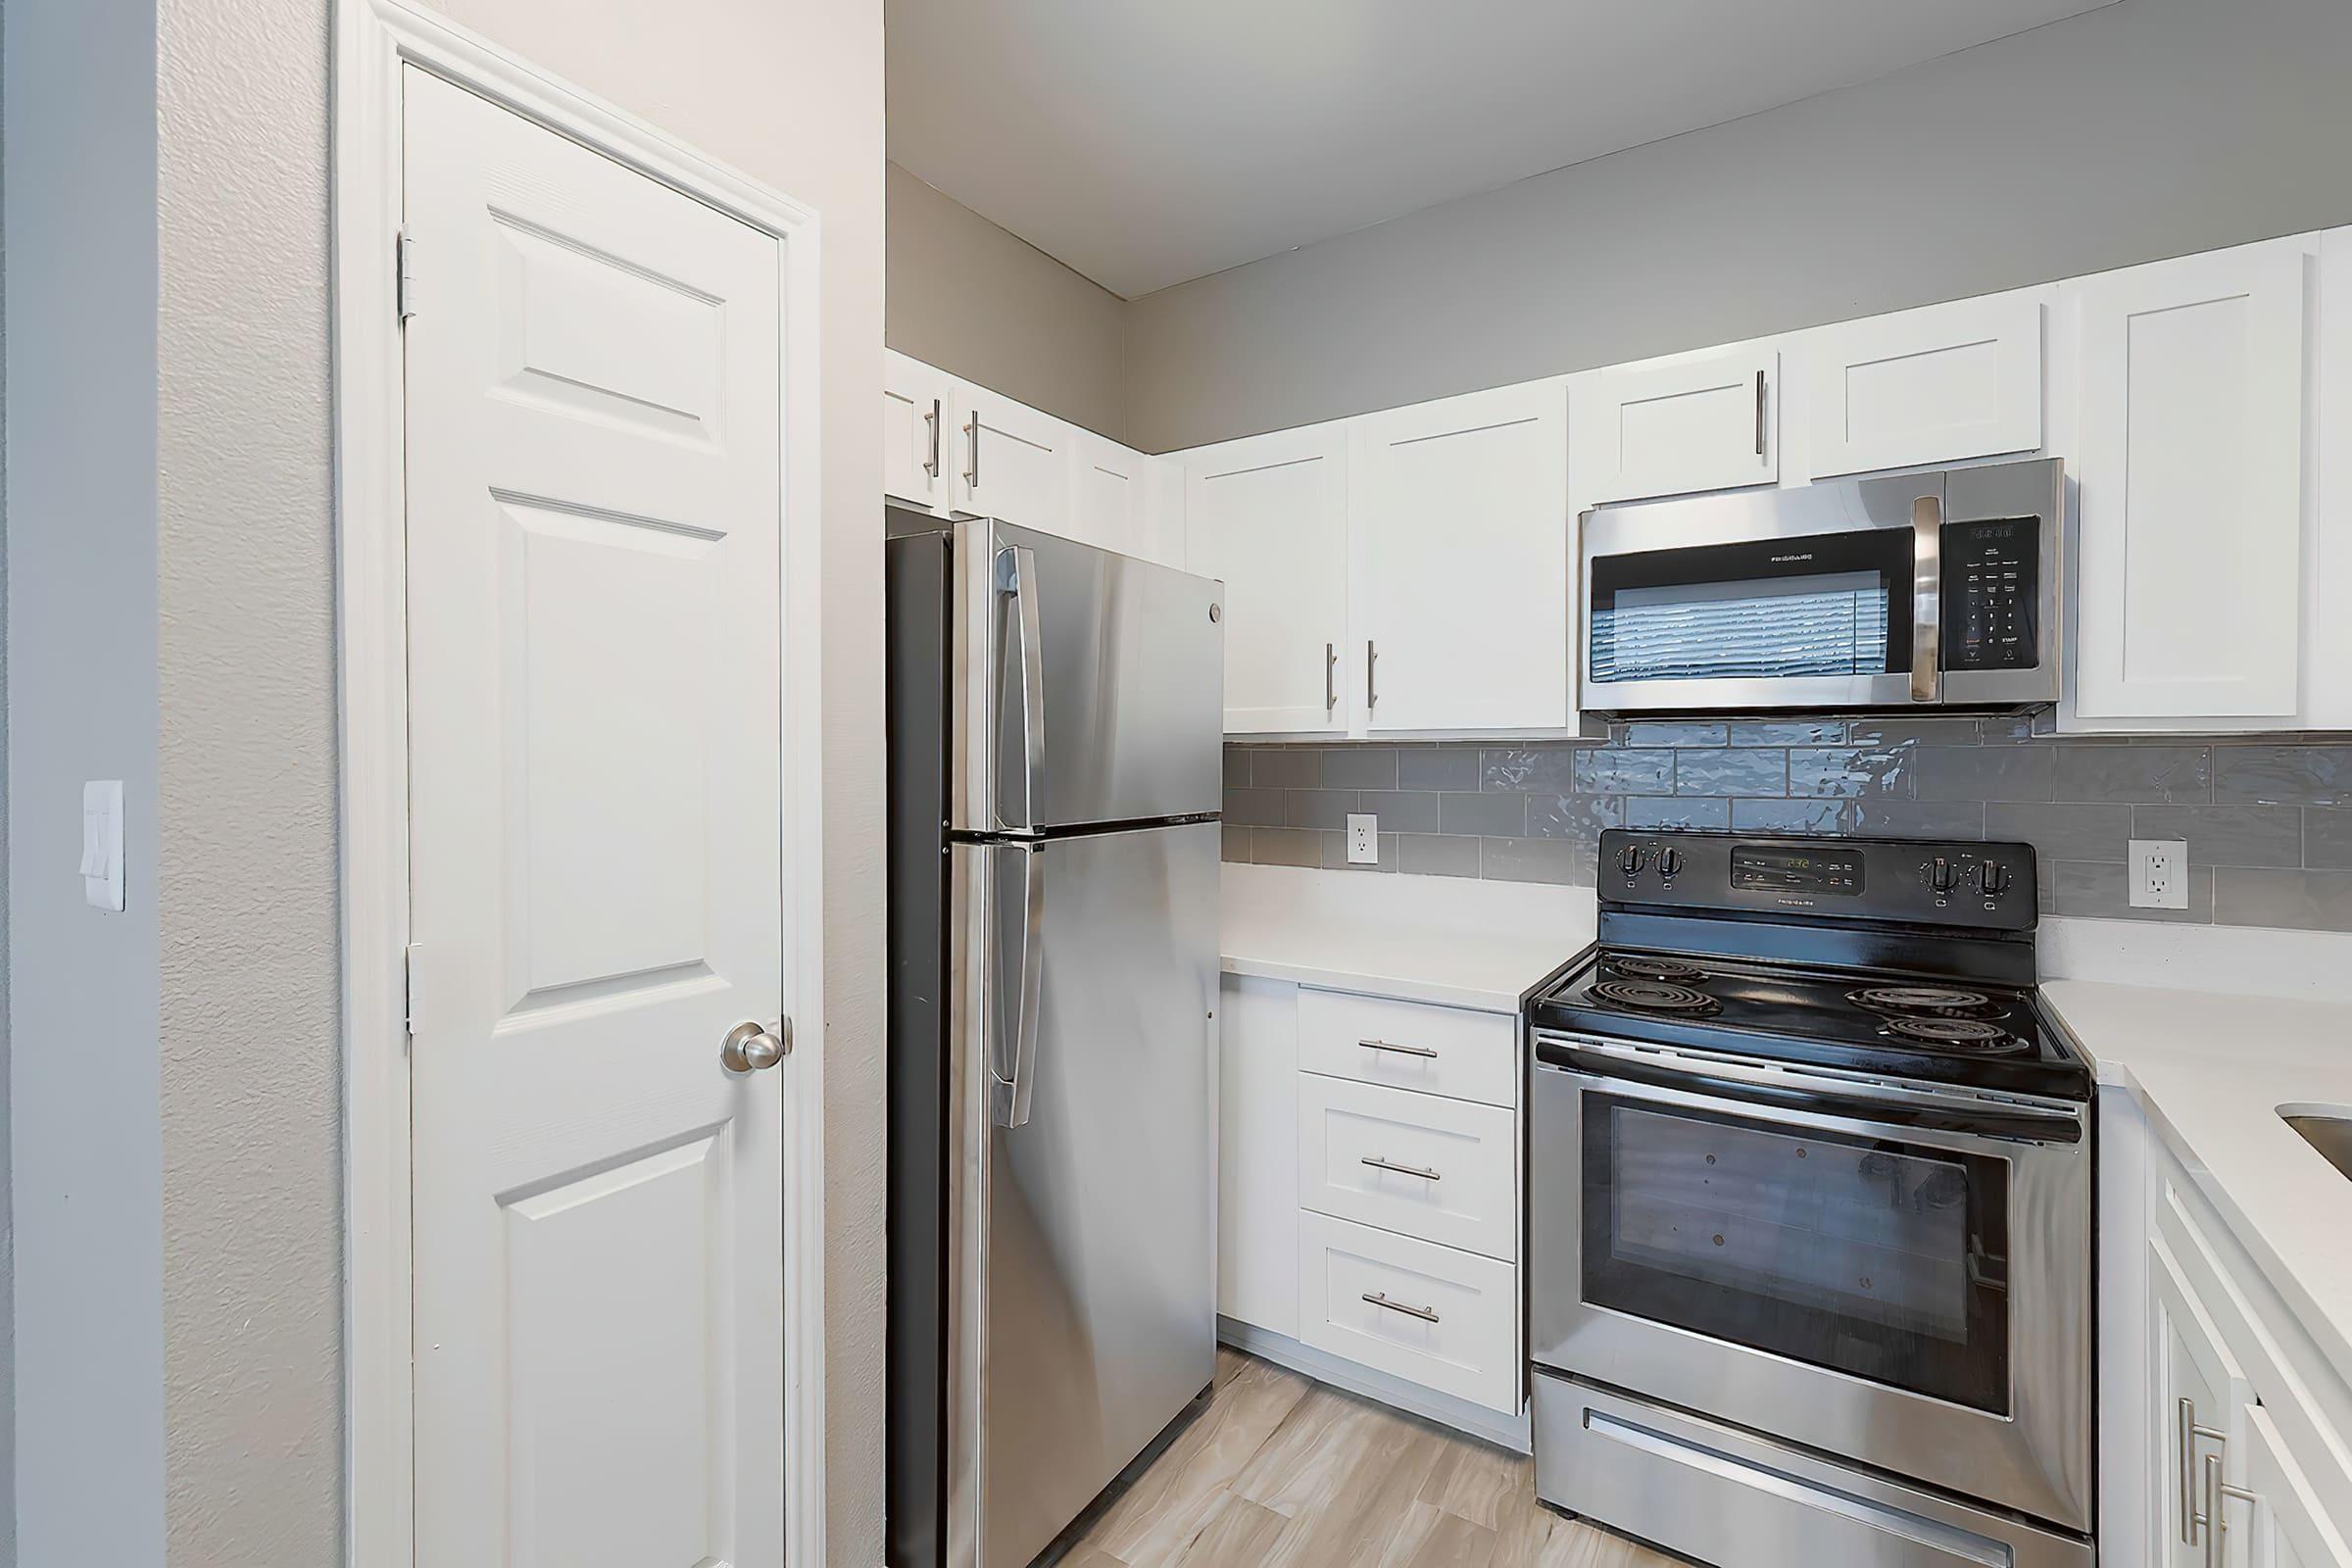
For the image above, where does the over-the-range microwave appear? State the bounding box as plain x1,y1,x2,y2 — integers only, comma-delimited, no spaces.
1578,457,2064,715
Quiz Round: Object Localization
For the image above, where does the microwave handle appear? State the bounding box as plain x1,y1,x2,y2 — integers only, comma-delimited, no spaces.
1910,493,1942,704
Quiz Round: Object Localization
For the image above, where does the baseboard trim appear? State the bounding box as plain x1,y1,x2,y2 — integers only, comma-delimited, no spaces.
1217,1316,1532,1454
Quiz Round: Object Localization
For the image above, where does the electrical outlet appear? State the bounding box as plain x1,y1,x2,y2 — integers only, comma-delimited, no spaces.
1346,812,1379,865
2130,839,2189,909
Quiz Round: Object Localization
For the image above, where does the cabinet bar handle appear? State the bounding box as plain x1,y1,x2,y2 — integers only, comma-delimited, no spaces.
2180,1396,2230,1546
1362,1291,1440,1324
923,397,943,479
1361,1155,1441,1182
1358,1037,1438,1059
2205,1450,2256,1568
1366,640,1379,711
963,415,981,488
1754,368,1767,457
1325,642,1338,713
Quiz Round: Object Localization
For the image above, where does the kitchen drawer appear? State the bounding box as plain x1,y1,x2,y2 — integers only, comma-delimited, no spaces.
1298,1073,1516,1260
1297,988,1517,1108
1296,1211,1517,1413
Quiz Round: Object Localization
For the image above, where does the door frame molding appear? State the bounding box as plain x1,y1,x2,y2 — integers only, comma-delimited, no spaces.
330,3,829,1562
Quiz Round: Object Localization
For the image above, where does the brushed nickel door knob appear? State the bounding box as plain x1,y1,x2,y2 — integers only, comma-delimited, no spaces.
720,1018,790,1074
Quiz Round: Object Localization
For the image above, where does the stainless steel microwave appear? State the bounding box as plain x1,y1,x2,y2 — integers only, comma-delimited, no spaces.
1578,458,2064,714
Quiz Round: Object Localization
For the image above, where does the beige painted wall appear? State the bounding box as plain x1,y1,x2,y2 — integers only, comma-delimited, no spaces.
149,0,887,1563
1123,0,2352,451
887,160,1130,441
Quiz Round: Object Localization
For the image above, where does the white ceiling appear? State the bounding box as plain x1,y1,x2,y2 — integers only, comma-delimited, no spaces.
888,0,2118,299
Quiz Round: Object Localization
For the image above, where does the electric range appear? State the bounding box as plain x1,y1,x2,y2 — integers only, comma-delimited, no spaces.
1526,828,2094,1568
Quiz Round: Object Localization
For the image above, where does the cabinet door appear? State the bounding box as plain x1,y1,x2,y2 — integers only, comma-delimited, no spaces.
1575,343,1777,502
2155,1233,2257,1568
1182,423,1350,734
2072,239,2309,722
1804,293,2044,478
1068,429,1175,562
1348,382,1570,732
1217,976,1298,1338
949,380,1071,534
883,349,954,511
2245,1404,2352,1568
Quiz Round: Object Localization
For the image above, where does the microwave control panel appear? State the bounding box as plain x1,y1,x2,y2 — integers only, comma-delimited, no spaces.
1941,516,2040,671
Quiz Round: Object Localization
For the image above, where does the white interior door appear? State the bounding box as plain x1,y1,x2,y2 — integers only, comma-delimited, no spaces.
403,66,788,1568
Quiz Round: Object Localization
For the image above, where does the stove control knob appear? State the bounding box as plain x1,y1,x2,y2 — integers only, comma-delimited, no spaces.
1657,848,1683,879
1619,845,1646,876
1930,857,1954,895
1978,862,2010,897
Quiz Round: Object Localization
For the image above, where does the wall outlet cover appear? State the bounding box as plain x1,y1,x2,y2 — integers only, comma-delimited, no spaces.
2129,838,2189,910
1346,812,1378,864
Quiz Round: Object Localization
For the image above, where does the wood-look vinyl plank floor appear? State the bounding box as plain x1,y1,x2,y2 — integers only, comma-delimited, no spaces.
1059,1350,1681,1568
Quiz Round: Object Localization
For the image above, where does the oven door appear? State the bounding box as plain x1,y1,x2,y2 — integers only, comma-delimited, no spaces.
1529,1037,2092,1534
1580,470,1939,712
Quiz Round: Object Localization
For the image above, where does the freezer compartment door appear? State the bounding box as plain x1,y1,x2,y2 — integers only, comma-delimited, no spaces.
948,822,1220,1568
955,518,1224,834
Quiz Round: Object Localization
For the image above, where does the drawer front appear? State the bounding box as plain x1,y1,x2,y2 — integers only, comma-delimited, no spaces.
1297,988,1517,1108
1296,1211,1517,1413
1298,1073,1516,1260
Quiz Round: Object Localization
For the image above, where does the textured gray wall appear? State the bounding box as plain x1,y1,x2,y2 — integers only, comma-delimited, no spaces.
155,0,340,1559
145,0,887,1562
1124,0,2352,452
4,2,170,1564
887,160,1131,441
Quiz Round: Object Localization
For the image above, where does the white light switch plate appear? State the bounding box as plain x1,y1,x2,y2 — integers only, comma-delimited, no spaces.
82,779,125,912
2129,838,2188,910
1346,812,1378,864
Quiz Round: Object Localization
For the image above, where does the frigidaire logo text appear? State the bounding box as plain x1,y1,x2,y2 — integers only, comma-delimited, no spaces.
1769,554,1816,564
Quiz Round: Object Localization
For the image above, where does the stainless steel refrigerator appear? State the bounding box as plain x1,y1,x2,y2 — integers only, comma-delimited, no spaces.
886,511,1224,1568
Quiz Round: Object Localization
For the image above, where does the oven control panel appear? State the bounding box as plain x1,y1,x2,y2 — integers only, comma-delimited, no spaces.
1600,829,2036,930
1941,516,2040,671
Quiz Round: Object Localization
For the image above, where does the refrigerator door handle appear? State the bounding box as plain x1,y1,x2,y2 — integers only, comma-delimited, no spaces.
996,544,1048,831
989,842,1047,1129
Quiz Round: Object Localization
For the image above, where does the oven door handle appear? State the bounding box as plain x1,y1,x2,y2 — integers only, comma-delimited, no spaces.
1540,1043,2082,1146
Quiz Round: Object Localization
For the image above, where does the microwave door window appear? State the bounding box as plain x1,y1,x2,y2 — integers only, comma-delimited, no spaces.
1592,570,1891,683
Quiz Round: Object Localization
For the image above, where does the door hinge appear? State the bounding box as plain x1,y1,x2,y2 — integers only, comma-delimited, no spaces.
396,229,419,322
403,942,424,1036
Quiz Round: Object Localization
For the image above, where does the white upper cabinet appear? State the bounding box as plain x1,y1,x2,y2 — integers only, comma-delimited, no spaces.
1801,293,2045,478
883,348,954,511
949,378,1072,534
1183,422,1351,735
1574,342,1778,503
1348,382,1570,732
2068,237,2310,725
1066,427,1149,555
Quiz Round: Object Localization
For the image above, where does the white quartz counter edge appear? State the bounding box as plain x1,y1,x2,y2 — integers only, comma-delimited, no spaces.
1219,863,1597,1015
2043,979,2352,1379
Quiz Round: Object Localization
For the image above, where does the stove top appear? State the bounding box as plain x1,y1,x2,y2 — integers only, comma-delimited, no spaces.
1527,829,2089,1101
1530,947,2088,1099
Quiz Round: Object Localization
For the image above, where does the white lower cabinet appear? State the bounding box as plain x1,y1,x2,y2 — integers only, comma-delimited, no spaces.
2109,1096,2352,1568
1296,1211,1518,1414
1298,1074,1516,1262
1218,975,1524,1429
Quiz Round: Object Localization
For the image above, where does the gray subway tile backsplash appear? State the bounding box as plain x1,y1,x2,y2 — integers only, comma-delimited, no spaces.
1222,725,2352,935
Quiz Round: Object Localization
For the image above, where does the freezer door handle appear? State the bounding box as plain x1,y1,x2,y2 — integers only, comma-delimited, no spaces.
996,544,1048,831
988,841,1047,1129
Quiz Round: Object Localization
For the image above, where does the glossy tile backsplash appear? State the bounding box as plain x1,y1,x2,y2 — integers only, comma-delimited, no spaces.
1222,719,2352,932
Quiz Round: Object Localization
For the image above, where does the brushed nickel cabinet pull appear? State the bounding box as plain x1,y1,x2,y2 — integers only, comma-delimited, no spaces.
963,415,981,488
1325,642,1338,713
1362,1291,1440,1324
1360,1155,1441,1182
1754,368,1767,457
922,396,943,479
1358,1037,1438,1059
1365,640,1379,711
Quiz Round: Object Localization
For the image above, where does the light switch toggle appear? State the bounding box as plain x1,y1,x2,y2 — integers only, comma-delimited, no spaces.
82,780,125,912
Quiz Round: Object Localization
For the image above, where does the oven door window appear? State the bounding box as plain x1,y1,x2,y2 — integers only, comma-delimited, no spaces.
1589,528,1913,684
1582,1096,2009,1414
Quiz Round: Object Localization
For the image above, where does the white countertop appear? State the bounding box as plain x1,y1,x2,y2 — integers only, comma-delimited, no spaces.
2045,979,2352,1371
1219,862,1595,1013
